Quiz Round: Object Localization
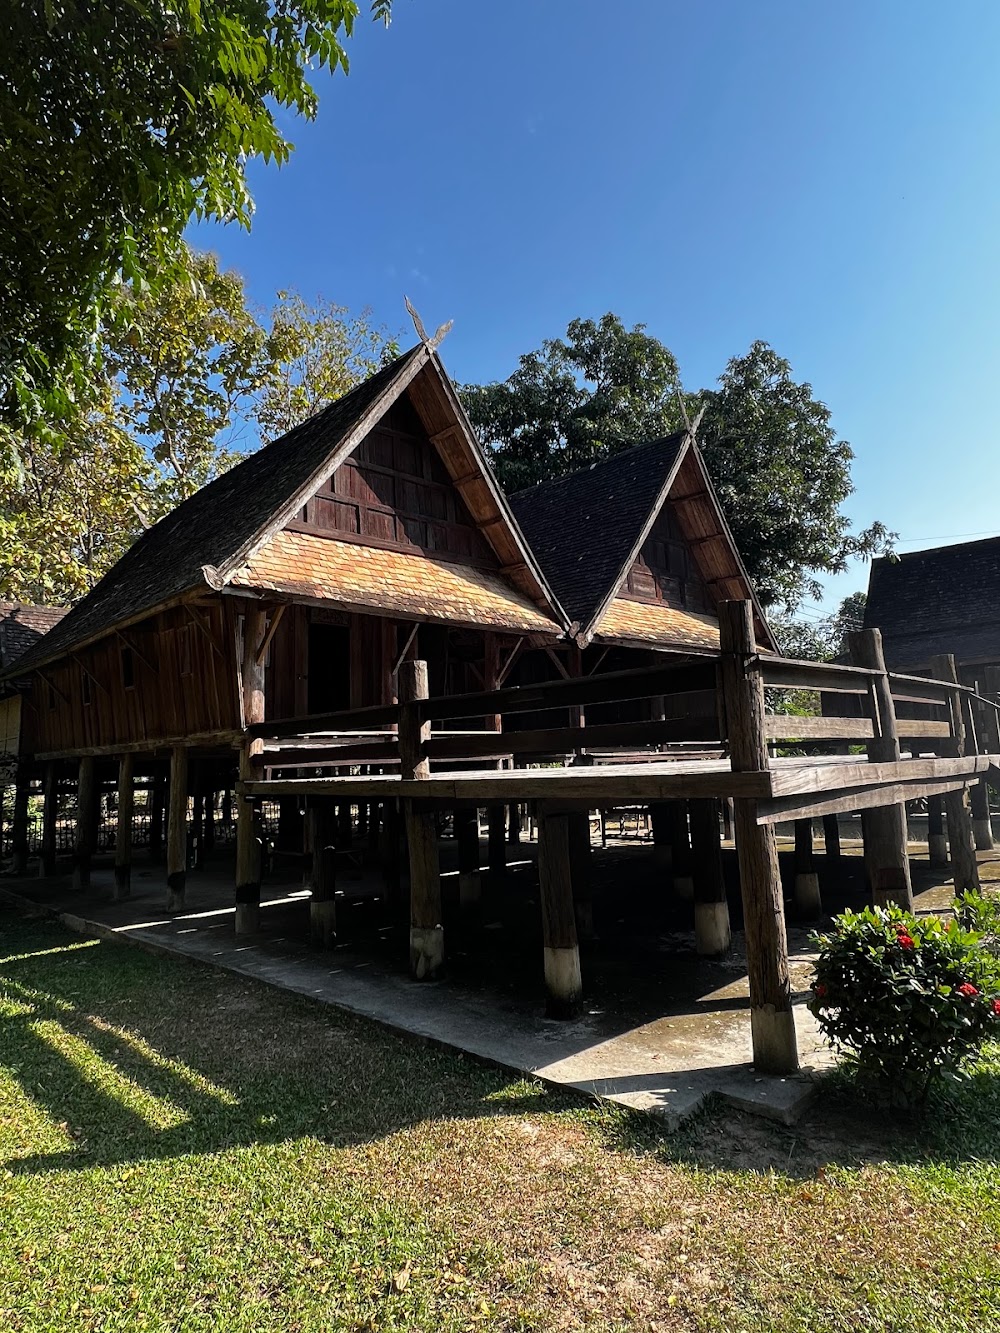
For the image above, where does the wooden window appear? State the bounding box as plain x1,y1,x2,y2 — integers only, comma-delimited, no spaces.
121,645,135,690
47,683,57,712
81,672,92,707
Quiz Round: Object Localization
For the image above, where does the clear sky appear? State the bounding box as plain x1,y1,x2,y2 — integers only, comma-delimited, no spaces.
193,0,1000,618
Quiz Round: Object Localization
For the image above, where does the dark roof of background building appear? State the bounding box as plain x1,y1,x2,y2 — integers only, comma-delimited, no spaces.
507,435,687,630
6,347,426,677
0,603,67,668
865,535,1000,668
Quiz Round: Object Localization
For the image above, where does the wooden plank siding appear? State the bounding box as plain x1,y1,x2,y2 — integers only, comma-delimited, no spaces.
23,600,241,755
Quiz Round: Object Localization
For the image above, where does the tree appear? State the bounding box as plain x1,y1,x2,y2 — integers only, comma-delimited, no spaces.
0,0,391,424
461,317,893,611
698,344,891,609
461,314,684,493
257,294,400,441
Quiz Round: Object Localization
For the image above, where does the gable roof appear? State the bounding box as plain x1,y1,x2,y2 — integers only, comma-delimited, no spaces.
865,536,1000,669
7,344,567,677
0,603,67,669
509,435,775,651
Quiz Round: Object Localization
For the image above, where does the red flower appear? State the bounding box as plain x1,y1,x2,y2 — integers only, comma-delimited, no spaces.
992,999,1000,1016
957,983,980,998
813,983,828,998
897,935,915,950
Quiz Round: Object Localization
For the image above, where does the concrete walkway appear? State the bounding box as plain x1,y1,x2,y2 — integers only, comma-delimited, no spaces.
0,846,835,1129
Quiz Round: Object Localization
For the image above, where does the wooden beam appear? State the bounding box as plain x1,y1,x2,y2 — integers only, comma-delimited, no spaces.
186,604,226,661
255,604,286,666
756,777,972,826
115,628,158,675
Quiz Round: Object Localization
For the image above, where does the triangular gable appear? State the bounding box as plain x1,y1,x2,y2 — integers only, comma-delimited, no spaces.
217,349,568,631
588,440,775,652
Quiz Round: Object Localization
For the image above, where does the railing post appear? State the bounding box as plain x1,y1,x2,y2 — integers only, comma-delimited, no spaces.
399,660,443,980
930,654,980,893
967,683,994,850
719,600,798,1075
236,606,266,935
848,629,913,910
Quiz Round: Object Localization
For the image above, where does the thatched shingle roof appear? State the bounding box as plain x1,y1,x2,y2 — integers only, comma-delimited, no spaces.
0,603,67,669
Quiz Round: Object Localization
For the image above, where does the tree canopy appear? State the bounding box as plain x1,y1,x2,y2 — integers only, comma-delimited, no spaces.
0,0,391,425
460,316,893,611
0,246,398,604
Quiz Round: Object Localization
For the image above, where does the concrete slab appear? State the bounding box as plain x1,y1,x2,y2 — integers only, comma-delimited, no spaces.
0,845,834,1130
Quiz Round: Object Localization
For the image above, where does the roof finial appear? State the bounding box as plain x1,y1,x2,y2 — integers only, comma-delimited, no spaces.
404,296,453,351
675,390,707,441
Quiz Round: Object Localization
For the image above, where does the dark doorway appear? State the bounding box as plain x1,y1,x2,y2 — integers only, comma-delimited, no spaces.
308,623,351,714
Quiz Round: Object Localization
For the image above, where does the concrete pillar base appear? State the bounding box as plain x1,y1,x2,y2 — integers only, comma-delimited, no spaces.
410,925,444,980
673,874,694,902
695,901,731,957
974,819,994,852
310,898,337,947
793,871,822,920
543,946,582,1019
750,1005,799,1075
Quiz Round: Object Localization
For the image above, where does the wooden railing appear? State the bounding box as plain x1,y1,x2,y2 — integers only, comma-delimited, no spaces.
244,645,1000,775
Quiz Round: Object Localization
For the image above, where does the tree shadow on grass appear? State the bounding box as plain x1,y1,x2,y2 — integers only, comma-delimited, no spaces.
0,916,572,1176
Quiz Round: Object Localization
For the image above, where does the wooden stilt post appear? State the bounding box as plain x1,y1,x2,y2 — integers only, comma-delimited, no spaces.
690,798,731,957
455,807,481,909
203,785,216,860
12,768,30,875
822,813,841,862
537,805,583,1017
670,800,694,901
336,800,353,849
487,804,507,885
930,653,980,893
649,802,673,871
166,745,188,911
40,761,57,878
927,794,948,866
719,600,798,1075
148,769,164,860
399,660,442,979
72,756,97,891
793,818,822,918
236,606,266,935
307,803,337,946
508,802,521,845
114,753,134,900
848,629,913,910
567,809,595,939
970,681,996,849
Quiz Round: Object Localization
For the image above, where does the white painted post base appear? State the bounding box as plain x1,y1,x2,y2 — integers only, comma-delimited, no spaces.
459,870,481,908
695,901,731,957
410,925,444,980
234,903,260,936
543,945,582,1018
793,871,822,919
310,898,337,946
673,874,694,902
750,1004,799,1075
974,819,994,852
928,833,948,866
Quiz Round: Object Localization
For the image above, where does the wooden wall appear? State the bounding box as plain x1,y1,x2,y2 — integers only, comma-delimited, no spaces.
621,507,711,614
20,599,242,756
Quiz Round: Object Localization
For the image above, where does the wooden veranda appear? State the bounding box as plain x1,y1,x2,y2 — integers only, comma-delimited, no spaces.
228,600,1000,1075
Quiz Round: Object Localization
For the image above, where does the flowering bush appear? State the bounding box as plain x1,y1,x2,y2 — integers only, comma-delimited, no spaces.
955,889,1000,958
809,905,1000,1106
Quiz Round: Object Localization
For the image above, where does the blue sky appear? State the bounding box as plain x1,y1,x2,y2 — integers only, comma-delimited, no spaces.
193,0,1000,618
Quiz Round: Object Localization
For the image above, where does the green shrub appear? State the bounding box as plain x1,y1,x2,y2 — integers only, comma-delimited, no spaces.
809,905,1000,1106
955,889,1000,957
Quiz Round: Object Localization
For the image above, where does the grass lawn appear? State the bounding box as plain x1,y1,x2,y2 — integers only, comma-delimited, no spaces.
2,909,1000,1331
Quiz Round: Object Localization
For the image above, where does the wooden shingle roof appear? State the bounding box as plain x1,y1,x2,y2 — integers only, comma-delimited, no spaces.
865,536,1000,670
0,603,67,669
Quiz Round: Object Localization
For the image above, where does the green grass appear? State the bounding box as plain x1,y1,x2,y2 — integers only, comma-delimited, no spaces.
3,910,1000,1330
